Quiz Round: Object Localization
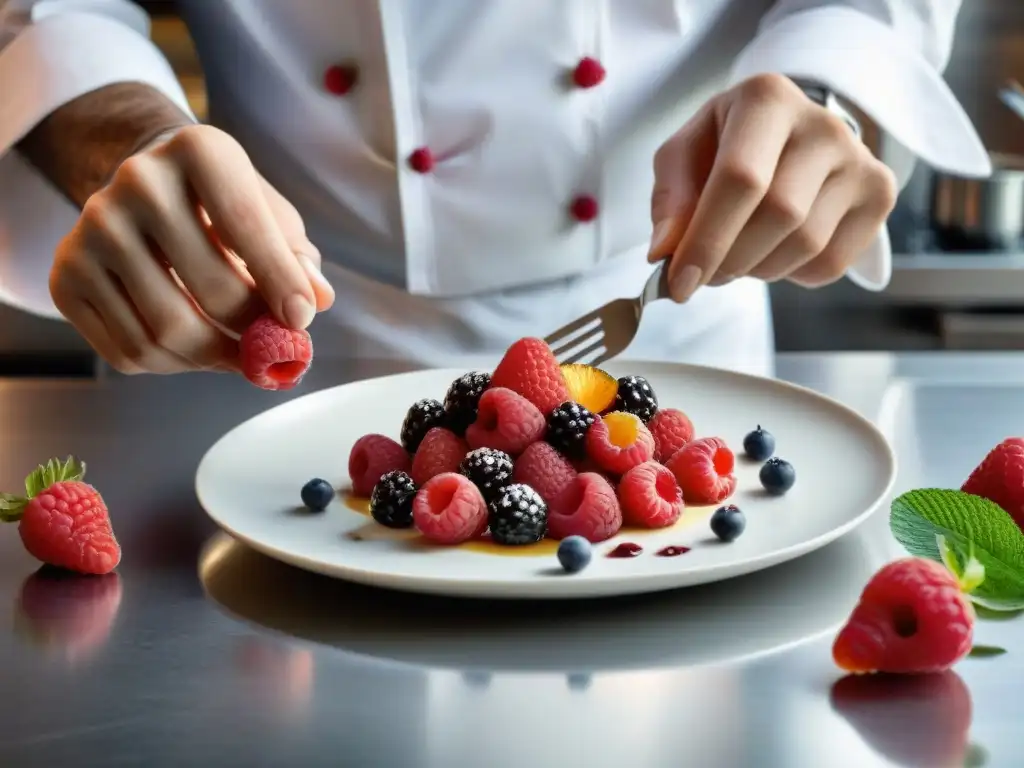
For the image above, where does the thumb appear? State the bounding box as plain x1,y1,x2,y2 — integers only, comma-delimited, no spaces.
295,244,335,312
647,105,716,263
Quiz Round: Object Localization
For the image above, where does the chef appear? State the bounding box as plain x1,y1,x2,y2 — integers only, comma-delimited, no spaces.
0,1,989,377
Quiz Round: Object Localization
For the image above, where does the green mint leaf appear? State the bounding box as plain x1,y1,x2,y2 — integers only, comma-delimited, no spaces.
23,467,45,498
968,645,1007,658
890,488,1024,611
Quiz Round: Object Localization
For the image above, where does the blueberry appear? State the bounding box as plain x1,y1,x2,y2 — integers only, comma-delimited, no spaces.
301,478,334,512
759,457,796,495
710,504,746,542
557,535,593,573
742,425,775,461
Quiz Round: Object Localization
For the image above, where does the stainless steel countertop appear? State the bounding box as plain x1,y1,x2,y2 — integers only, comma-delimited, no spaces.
1,352,1022,768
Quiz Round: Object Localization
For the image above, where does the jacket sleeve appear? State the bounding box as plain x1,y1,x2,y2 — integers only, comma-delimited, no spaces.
0,0,192,318
730,1,990,292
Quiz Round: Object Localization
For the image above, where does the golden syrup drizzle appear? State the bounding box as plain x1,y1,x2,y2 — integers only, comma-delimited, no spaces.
340,491,712,558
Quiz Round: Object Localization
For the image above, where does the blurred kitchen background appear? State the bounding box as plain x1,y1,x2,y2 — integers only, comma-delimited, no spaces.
4,0,1024,373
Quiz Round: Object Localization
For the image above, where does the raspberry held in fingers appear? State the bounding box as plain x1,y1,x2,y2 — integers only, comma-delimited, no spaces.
239,314,313,390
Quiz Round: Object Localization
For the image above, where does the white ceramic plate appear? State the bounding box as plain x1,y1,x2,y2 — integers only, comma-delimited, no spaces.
195,361,897,599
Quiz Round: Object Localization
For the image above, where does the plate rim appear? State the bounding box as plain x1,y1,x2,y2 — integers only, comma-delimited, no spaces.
195,359,899,599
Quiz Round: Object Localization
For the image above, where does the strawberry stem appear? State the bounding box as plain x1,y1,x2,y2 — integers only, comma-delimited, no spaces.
0,456,86,523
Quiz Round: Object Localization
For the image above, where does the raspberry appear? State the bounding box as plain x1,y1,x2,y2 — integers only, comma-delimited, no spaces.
962,437,1024,528
832,558,974,674
465,387,545,456
618,461,684,528
512,442,577,507
547,472,622,542
490,338,570,416
665,437,737,505
0,457,120,575
239,314,313,391
585,412,655,476
411,427,468,486
348,434,411,497
412,473,488,545
647,408,694,462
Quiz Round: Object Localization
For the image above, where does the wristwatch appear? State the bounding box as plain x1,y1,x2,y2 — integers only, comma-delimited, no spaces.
789,77,862,139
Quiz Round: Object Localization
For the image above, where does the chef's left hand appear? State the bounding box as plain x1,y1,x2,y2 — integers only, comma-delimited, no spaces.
648,73,897,302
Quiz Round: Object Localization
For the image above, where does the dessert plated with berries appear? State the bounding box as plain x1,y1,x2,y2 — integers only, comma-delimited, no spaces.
195,337,897,599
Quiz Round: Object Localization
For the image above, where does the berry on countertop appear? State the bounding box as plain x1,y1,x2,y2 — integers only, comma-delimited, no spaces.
369,470,417,528
512,442,577,509
760,457,796,495
459,448,514,501
557,535,593,573
490,337,570,416
0,456,120,575
465,387,546,456
613,375,658,422
443,372,491,435
585,412,656,476
559,364,618,414
300,478,334,512
546,401,597,459
411,427,468,487
348,433,411,497
488,484,548,545
832,558,974,674
647,408,694,462
961,437,1024,528
412,473,489,545
400,398,448,453
710,504,746,542
618,461,684,528
239,314,314,391
665,437,737,505
742,425,776,462
547,472,623,542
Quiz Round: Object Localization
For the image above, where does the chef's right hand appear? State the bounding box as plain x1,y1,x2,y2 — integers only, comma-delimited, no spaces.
49,124,335,375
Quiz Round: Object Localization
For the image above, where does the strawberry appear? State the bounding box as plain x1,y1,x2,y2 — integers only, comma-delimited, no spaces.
0,457,120,575
490,337,570,416
961,437,1024,528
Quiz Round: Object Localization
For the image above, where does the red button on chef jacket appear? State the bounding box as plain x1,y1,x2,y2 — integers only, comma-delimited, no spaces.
570,195,599,222
572,57,606,89
408,147,435,174
323,64,358,95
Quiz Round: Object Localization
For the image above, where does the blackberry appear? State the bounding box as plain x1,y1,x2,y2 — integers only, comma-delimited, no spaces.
369,470,417,528
443,372,491,435
400,398,447,452
546,401,596,458
488,484,547,545
613,375,658,422
459,447,513,501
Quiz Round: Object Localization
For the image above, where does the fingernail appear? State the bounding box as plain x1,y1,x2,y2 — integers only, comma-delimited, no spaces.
647,220,674,262
671,265,703,302
299,253,333,294
283,293,315,329
707,273,735,287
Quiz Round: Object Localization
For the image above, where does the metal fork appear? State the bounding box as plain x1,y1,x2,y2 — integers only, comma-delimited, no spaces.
544,262,672,367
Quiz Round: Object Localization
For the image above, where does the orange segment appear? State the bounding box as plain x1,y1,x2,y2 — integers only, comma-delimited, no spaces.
560,363,618,413
603,412,640,448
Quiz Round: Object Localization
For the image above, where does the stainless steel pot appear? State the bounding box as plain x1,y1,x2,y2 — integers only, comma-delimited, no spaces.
931,152,1024,250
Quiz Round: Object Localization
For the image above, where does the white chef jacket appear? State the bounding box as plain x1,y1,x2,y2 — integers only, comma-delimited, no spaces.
0,0,990,375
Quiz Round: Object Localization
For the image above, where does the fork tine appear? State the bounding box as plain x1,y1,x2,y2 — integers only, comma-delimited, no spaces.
560,337,608,366
549,323,604,361
544,308,606,348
